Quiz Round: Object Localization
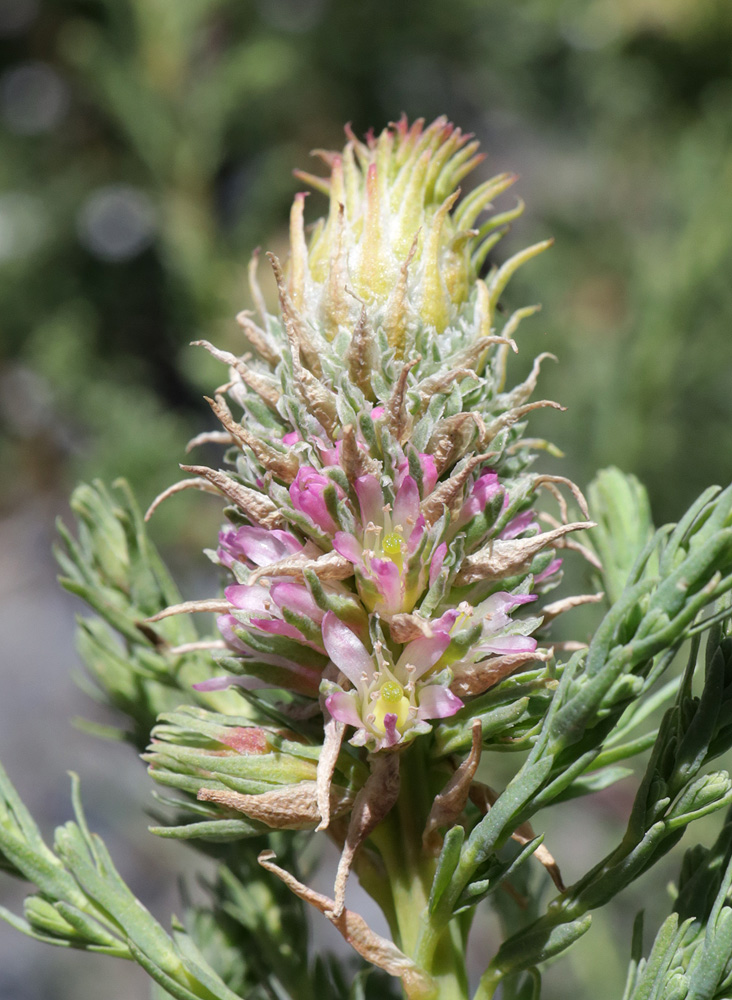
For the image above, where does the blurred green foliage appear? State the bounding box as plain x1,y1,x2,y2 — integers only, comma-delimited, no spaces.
1,0,731,531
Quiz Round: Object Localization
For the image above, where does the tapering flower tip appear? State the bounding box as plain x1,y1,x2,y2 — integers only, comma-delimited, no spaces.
287,116,521,341
321,611,463,751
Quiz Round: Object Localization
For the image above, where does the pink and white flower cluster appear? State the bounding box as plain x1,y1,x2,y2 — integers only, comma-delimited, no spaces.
207,459,550,750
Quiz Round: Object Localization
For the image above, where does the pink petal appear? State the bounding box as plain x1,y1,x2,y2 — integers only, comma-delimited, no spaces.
271,528,305,552
432,607,463,632
419,454,438,494
250,617,305,642
477,591,536,625
355,474,384,526
501,511,538,540
216,614,251,654
292,466,330,490
473,470,501,506
289,467,339,534
293,491,336,534
270,581,324,621
371,558,403,614
383,713,401,746
458,495,481,523
322,611,375,685
370,405,385,420
333,531,364,565
417,684,464,719
535,558,563,584
235,525,302,565
318,441,341,466
282,431,300,445
406,514,425,553
429,542,447,586
394,475,420,529
457,470,504,526
225,584,270,613
325,691,363,728
216,527,239,568
396,632,451,680
481,590,536,614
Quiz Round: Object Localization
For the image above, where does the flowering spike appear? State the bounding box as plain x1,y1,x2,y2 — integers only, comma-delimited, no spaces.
146,117,607,989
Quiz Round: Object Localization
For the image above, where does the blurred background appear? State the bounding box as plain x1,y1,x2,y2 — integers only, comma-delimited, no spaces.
1,0,731,997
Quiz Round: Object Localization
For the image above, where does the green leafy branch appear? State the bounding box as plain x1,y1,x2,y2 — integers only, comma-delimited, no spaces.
55,480,235,747
622,804,732,1000
418,481,732,987
0,764,242,1000
472,617,732,998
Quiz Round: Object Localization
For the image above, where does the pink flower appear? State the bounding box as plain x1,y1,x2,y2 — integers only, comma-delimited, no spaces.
396,453,439,495
224,581,326,651
454,469,505,529
289,466,343,535
333,473,441,615
435,590,538,649
206,587,327,697
320,612,463,751
430,590,541,694
451,468,541,546
501,510,539,540
534,557,563,587
217,524,303,569
212,577,329,697
211,520,333,694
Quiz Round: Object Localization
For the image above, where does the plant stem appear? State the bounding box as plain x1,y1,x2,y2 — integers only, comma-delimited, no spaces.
472,966,504,1000
370,742,471,1000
